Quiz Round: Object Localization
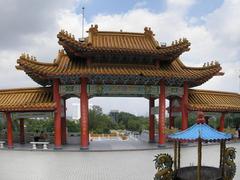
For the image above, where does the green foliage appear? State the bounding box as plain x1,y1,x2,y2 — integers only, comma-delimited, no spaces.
0,106,146,135
113,111,148,132
88,105,148,133
14,110,239,135
24,119,54,132
67,120,80,132
89,105,115,134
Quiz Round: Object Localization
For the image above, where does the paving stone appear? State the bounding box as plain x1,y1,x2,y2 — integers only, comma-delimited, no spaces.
0,143,239,180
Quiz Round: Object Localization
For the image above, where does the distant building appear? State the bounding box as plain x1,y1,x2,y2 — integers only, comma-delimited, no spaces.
109,110,119,123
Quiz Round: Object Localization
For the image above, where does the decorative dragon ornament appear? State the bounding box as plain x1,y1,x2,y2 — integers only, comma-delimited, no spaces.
224,147,236,180
153,153,173,180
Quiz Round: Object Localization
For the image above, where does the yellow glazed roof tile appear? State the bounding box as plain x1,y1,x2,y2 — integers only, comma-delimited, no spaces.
188,89,240,112
16,52,222,87
0,87,54,112
57,25,191,59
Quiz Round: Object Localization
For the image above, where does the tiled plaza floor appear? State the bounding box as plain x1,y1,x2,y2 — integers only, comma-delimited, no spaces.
0,143,239,180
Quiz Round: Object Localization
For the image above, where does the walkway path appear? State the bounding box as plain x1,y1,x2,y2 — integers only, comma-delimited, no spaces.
0,143,239,180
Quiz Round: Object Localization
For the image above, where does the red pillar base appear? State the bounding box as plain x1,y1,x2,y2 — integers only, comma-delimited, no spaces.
219,113,225,132
158,81,166,146
53,79,62,149
80,77,89,149
5,112,13,149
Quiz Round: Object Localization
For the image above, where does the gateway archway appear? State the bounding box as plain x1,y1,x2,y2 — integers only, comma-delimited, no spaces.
1,25,240,150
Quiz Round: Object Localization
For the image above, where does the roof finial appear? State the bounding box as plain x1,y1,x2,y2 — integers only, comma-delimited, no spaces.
88,24,98,34
144,27,154,37
196,111,205,124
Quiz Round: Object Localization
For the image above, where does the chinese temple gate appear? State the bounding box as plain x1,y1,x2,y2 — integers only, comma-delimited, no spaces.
1,25,240,149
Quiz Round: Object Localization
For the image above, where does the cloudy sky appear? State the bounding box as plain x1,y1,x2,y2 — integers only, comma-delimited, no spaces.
0,0,239,117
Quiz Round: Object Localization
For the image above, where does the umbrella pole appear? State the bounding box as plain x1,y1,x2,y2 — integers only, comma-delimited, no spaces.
174,141,177,170
177,141,181,169
220,140,223,169
197,138,202,180
221,140,226,177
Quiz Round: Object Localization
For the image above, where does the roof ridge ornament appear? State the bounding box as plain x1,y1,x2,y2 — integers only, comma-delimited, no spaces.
144,27,154,37
171,37,190,46
203,60,220,67
58,29,76,41
57,49,66,62
58,49,65,55
88,24,98,34
20,53,36,61
87,24,98,45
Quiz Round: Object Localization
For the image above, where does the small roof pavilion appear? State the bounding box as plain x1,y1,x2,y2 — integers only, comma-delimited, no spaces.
154,112,236,180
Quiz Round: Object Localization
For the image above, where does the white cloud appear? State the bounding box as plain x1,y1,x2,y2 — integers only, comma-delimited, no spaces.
57,9,84,37
205,0,240,47
166,0,196,15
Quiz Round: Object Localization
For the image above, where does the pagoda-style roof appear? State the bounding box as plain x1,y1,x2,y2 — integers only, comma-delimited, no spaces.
168,123,232,142
0,87,54,112
188,89,240,112
57,25,191,62
16,51,222,87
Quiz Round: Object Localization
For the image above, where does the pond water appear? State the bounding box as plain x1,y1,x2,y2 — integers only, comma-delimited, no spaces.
0,143,239,180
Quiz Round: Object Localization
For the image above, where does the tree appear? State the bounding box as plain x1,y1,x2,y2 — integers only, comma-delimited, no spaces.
24,119,54,132
89,105,115,133
67,120,80,132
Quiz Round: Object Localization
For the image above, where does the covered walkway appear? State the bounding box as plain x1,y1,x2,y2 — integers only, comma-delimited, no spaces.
1,87,240,150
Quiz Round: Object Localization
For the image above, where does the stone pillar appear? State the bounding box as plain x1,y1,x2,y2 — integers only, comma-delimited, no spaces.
181,82,188,130
80,77,89,149
219,113,225,132
19,118,25,144
53,79,62,149
158,80,166,146
61,98,67,145
149,97,155,143
5,112,13,148
169,98,174,128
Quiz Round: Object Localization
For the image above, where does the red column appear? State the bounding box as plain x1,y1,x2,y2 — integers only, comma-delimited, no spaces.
5,112,13,148
181,82,188,130
61,99,67,145
53,79,62,149
219,113,225,132
80,77,89,149
158,81,166,145
169,98,174,128
19,118,25,144
149,97,155,143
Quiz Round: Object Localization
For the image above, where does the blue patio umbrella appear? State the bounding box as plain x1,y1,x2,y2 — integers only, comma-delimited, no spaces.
168,123,232,142
167,112,233,180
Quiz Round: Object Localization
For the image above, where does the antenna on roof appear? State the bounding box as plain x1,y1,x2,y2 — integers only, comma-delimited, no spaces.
238,69,240,92
82,7,85,38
